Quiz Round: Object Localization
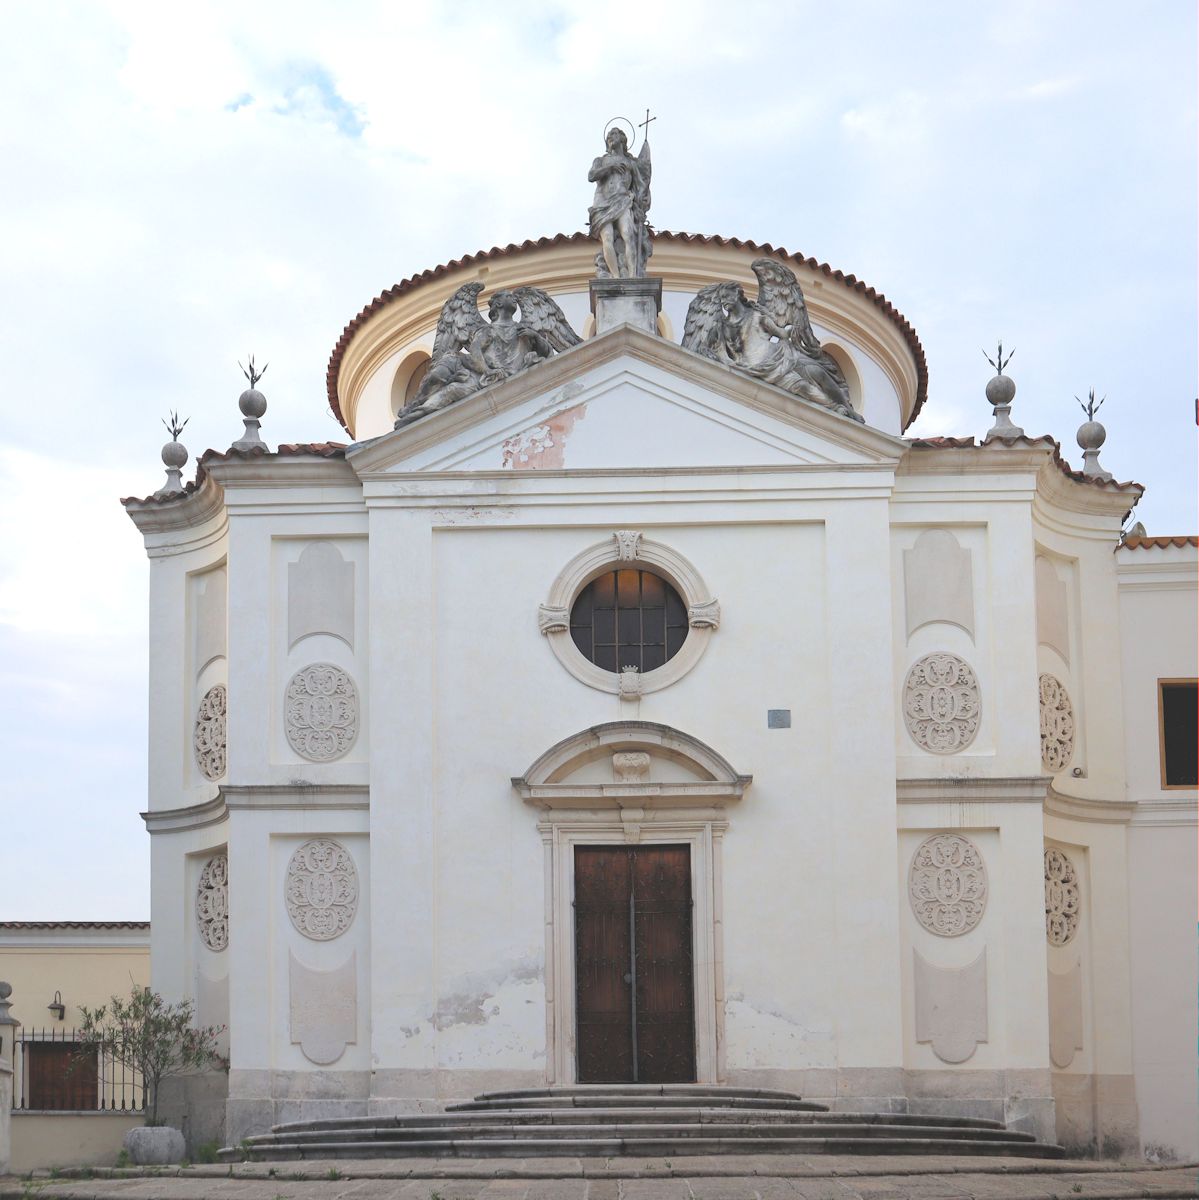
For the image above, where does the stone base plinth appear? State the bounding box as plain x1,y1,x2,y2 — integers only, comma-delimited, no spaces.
590,277,662,336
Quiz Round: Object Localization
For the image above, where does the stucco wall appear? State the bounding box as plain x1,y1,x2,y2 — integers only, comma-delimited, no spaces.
10,1113,141,1173
1118,544,1198,1159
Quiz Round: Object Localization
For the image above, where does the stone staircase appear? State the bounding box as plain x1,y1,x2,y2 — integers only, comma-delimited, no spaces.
225,1085,1066,1160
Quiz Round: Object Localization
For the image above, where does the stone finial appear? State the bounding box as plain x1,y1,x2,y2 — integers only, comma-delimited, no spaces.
154,411,190,499
1075,389,1112,481
232,355,268,451
982,341,1023,441
0,979,16,1024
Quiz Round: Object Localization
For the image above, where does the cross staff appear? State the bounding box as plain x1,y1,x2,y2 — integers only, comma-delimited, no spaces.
638,108,656,142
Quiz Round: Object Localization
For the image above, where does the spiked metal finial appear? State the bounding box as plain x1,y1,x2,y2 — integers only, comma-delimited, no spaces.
982,340,1023,441
983,341,1015,376
155,411,190,498
1075,388,1112,481
232,354,269,451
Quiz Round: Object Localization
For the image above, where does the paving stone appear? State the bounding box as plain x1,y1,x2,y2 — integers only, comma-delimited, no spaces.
684,1179,763,1199
617,1181,692,1199
584,1182,621,1200
525,1181,589,1199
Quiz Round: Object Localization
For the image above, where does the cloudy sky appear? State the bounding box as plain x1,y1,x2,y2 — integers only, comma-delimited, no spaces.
2,2,1194,920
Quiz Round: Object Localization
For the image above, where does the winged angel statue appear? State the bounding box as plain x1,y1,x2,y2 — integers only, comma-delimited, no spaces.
682,259,863,422
396,284,581,427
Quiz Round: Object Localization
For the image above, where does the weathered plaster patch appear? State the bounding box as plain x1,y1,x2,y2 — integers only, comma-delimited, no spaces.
430,956,543,1032
724,994,836,1069
501,403,588,469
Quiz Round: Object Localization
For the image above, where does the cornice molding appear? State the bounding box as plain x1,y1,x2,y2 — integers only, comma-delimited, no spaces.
141,794,227,834
220,784,369,811
347,323,907,476
123,474,227,554
1044,786,1136,825
1128,797,1198,828
897,776,1050,805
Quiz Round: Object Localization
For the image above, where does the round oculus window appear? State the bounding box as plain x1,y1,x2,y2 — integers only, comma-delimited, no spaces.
569,568,688,674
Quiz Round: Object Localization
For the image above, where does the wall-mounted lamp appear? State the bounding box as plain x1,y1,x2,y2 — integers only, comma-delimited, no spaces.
48,990,65,1021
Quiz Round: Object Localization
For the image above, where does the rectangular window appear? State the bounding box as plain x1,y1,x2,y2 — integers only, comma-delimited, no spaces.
1158,679,1198,788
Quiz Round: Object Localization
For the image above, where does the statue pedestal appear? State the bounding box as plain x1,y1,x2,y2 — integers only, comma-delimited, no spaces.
590,277,662,336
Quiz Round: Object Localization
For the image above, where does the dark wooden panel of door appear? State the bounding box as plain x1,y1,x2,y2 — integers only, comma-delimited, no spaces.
574,846,634,1083
633,845,696,1083
574,844,696,1084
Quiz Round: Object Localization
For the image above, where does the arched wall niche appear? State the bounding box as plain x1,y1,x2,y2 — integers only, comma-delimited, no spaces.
821,341,862,414
390,349,431,418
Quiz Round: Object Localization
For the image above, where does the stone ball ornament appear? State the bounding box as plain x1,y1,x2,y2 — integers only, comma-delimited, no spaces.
193,684,227,781
161,439,188,469
239,386,267,420
1044,846,1080,946
1076,419,1107,452
284,663,360,762
908,834,988,937
285,839,359,940
195,854,229,952
984,374,1016,408
903,653,981,753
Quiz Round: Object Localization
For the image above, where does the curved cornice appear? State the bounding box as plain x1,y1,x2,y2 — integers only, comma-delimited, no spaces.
327,230,928,435
513,720,751,810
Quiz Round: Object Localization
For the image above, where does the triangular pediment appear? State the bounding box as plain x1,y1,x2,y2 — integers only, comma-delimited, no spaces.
347,325,905,477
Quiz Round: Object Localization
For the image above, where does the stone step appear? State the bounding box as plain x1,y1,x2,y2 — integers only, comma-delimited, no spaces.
231,1134,1065,1160
472,1085,809,1102
249,1121,1037,1147
447,1093,826,1112
267,1107,1012,1135
224,1086,1063,1161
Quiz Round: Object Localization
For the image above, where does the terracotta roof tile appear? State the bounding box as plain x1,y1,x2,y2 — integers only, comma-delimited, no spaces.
324,230,929,433
907,436,976,448
907,434,1143,493
122,444,348,507
0,921,150,930
1122,535,1198,549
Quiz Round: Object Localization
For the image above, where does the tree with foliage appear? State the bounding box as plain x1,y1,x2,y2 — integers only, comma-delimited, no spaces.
74,986,228,1125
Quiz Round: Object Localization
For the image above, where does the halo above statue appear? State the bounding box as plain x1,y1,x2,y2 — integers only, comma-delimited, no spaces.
603,116,638,153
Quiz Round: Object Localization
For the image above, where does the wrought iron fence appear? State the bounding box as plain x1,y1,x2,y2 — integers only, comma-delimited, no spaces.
10,1026,144,1112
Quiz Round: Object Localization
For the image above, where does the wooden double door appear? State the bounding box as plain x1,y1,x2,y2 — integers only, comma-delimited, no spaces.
573,844,696,1083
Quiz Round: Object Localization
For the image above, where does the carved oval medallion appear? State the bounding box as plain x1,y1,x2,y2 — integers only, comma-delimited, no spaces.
1039,674,1075,772
903,654,981,753
1044,847,1080,946
193,685,227,781
284,664,359,762
908,834,988,937
195,854,228,951
285,839,358,940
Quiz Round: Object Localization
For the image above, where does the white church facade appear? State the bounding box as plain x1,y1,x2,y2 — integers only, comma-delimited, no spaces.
123,144,1197,1159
